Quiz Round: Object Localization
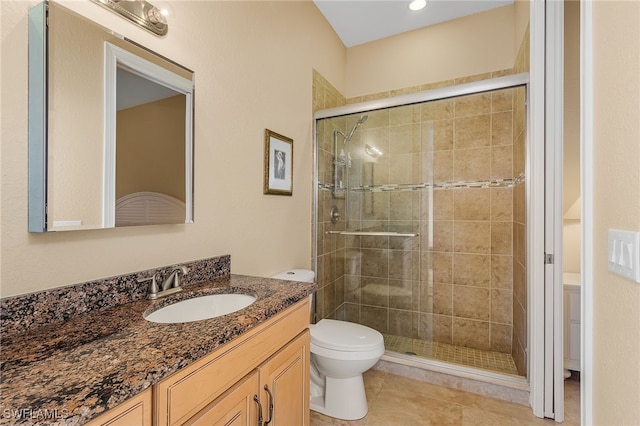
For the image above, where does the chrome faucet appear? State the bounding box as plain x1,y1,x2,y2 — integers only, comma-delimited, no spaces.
138,266,188,300
161,266,188,291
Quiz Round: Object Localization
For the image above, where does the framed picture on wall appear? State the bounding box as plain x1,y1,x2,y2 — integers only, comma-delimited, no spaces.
263,129,293,196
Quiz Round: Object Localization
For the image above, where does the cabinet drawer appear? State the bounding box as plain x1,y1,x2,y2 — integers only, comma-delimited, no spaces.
156,299,309,426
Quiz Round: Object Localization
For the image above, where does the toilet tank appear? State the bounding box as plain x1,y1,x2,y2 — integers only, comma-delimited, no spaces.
270,269,315,283
271,269,316,323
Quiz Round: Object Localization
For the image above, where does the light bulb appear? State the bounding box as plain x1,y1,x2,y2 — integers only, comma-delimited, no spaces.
409,0,427,12
154,1,175,20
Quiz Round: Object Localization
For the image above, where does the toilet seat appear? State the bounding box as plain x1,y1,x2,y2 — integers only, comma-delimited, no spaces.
311,319,384,352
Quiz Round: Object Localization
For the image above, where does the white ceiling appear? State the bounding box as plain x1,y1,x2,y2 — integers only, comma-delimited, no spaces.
117,68,179,111
313,0,514,47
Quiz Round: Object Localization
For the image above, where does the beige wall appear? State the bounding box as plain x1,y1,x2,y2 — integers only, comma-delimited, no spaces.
344,5,517,98
116,95,186,201
563,0,581,274
564,0,581,213
0,0,345,297
592,1,640,423
513,0,530,46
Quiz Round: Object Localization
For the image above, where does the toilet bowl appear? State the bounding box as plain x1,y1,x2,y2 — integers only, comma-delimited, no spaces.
309,319,384,420
270,270,386,420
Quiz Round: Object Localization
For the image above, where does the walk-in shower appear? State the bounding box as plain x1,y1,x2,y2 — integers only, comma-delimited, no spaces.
314,74,529,381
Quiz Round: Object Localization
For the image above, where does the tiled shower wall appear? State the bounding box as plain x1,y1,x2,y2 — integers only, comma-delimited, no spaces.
312,71,347,321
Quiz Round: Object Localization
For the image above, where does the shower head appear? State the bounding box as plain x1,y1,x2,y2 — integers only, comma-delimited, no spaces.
344,114,368,142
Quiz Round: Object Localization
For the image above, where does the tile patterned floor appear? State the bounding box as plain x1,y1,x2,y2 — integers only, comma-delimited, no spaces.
310,370,581,426
383,334,521,376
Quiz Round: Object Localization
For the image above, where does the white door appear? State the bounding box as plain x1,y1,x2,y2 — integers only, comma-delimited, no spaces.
529,0,565,421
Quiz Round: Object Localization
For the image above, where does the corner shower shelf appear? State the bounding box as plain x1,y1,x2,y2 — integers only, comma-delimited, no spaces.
325,231,418,237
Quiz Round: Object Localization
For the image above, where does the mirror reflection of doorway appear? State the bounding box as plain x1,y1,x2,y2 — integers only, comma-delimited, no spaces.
114,68,187,226
562,1,581,423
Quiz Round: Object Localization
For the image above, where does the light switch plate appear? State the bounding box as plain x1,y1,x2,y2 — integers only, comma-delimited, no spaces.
608,229,640,283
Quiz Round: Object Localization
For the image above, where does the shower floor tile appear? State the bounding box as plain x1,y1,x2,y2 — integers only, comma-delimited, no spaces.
383,334,521,376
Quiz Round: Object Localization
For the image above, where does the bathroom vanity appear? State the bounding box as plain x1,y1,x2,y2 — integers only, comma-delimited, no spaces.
0,259,315,426
88,298,310,426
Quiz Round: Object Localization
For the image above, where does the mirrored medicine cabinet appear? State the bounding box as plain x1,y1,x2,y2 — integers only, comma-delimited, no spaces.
28,1,194,232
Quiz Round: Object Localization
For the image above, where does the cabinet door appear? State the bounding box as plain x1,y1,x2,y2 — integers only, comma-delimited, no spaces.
186,371,260,426
563,286,581,371
85,388,152,426
156,299,310,426
259,330,310,426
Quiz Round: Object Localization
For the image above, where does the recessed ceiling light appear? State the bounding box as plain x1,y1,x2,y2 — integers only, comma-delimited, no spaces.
409,0,427,12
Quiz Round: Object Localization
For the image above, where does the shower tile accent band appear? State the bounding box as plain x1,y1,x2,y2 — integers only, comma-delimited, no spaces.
318,174,525,193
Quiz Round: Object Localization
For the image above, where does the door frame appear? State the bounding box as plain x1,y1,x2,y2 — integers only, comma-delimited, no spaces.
579,1,594,423
528,0,566,420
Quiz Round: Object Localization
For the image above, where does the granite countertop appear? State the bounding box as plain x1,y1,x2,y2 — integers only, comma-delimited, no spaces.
0,275,316,426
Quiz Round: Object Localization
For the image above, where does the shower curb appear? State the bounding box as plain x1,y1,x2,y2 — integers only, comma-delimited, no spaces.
374,355,530,406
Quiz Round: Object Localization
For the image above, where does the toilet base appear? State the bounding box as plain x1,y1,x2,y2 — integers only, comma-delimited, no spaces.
309,374,368,420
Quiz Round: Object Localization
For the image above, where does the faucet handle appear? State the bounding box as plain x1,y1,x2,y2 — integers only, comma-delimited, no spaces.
137,274,160,294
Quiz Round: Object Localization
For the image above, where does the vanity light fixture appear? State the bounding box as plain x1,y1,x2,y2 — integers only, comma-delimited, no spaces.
91,0,169,36
409,0,427,12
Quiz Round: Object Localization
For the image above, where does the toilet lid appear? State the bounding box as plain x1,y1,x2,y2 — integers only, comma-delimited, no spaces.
311,319,384,352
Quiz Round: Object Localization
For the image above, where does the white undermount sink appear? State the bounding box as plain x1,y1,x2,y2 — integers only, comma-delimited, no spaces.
144,293,257,323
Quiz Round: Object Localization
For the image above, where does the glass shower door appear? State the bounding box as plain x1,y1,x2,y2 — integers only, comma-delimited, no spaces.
315,81,527,377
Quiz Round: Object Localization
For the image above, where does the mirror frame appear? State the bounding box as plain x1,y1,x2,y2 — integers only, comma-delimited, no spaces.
28,2,47,232
28,2,195,232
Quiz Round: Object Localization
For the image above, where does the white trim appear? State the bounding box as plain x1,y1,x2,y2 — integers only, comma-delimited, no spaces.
545,0,565,421
103,43,118,228
580,1,594,424
528,0,547,418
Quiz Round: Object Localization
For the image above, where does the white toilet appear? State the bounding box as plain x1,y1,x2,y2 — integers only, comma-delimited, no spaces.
271,270,385,420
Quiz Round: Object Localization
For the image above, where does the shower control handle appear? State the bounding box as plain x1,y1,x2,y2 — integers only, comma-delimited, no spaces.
330,206,341,224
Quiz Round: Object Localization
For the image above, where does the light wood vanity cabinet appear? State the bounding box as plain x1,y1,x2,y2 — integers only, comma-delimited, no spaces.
186,331,309,426
85,388,153,426
257,330,309,426
156,298,310,426
86,298,310,426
